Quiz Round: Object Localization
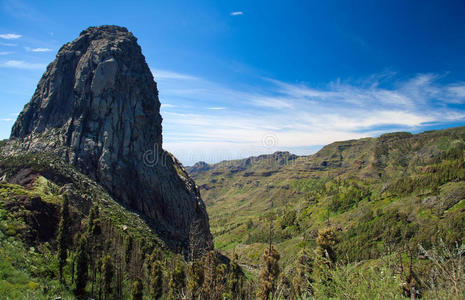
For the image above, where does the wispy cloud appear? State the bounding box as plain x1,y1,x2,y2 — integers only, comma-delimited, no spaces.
0,60,45,70
151,69,198,80
161,103,176,109
207,107,226,110
3,0,46,22
25,47,52,52
0,118,14,122
0,33,21,39
152,68,465,164
230,11,244,16
0,51,12,55
0,42,17,47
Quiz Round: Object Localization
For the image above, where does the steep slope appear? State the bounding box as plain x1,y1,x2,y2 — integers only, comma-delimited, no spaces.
3,25,212,255
189,127,465,269
0,149,169,299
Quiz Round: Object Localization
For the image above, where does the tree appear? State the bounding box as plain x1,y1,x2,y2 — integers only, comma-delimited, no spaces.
258,246,280,300
316,227,337,263
226,253,243,299
57,195,71,283
101,254,114,300
87,205,101,297
187,260,203,299
258,221,281,300
313,227,338,298
131,278,144,300
293,248,314,298
202,251,218,295
168,258,186,299
74,235,89,297
150,260,163,299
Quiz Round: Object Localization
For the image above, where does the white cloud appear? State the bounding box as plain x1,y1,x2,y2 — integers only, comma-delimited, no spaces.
161,103,176,109
207,107,226,110
230,11,244,16
0,60,45,70
25,47,52,52
0,51,12,55
0,33,21,39
151,69,198,80
154,70,465,164
0,118,14,122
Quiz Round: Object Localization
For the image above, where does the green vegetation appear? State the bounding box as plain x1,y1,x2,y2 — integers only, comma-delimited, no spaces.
1,126,465,298
191,126,465,298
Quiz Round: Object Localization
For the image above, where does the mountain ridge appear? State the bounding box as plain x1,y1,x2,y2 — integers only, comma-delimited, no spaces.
189,125,465,270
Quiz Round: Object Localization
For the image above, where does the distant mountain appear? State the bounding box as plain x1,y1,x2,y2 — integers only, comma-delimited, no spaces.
189,127,465,269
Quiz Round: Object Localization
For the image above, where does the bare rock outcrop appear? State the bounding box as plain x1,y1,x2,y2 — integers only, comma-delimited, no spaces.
6,25,212,256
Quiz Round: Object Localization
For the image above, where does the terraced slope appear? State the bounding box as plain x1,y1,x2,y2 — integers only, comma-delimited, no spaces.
189,127,465,272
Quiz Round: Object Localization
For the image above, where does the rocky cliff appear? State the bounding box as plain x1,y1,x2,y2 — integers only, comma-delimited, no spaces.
5,25,212,256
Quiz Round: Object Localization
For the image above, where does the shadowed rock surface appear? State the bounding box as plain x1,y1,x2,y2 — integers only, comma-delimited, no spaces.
5,25,212,256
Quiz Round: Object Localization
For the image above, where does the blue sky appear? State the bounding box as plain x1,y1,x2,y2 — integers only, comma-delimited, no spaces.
1,0,465,165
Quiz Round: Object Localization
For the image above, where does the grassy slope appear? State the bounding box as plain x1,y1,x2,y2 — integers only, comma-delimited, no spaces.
0,150,168,299
190,127,465,273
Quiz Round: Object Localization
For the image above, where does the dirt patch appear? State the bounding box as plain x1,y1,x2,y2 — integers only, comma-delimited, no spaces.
7,168,40,189
5,194,59,244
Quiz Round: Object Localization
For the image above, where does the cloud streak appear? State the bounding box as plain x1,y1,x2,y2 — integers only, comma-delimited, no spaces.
230,11,243,16
25,47,53,52
0,60,45,70
151,68,465,164
0,33,21,39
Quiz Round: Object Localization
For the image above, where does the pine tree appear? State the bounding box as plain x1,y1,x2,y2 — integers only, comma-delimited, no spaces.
202,250,218,295
293,248,314,298
74,235,89,297
226,253,243,299
131,278,144,300
316,227,337,264
258,246,280,300
146,248,163,299
258,222,280,300
87,205,101,297
168,258,186,299
101,254,114,300
187,260,204,299
313,227,338,298
57,195,71,283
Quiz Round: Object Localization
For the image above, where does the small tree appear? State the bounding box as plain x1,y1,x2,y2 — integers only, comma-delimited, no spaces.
150,260,163,299
314,227,338,298
258,221,281,300
101,254,114,300
74,235,89,297
131,278,144,300
168,258,186,299
316,227,337,263
87,205,101,297
226,253,243,299
187,260,204,299
57,195,71,283
258,246,280,300
293,248,314,298
202,251,218,296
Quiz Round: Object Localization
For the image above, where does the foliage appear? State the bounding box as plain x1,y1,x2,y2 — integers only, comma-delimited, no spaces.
74,235,89,297
57,195,71,283
258,245,280,300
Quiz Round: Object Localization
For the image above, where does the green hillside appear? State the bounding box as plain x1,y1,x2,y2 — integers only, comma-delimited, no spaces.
190,126,465,297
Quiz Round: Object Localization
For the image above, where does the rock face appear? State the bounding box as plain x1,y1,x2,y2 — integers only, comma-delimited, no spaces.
8,25,212,256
